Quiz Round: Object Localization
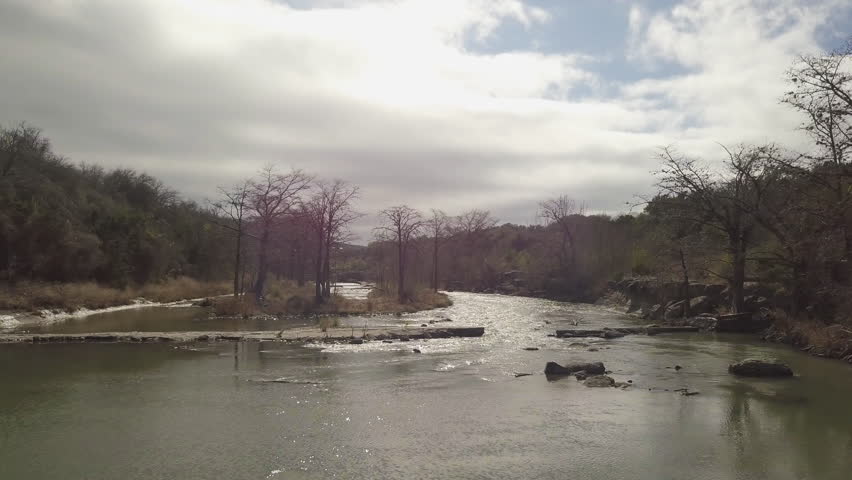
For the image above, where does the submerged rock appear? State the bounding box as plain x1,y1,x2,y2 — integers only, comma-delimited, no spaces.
523,347,540,351
728,358,793,377
584,375,615,387
544,361,606,376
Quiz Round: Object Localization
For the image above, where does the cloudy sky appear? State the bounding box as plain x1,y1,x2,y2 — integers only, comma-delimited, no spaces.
2,0,851,241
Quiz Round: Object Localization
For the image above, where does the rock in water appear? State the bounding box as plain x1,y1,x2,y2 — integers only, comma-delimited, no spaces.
584,375,615,387
728,359,793,377
349,339,364,345
544,361,606,376
523,347,539,351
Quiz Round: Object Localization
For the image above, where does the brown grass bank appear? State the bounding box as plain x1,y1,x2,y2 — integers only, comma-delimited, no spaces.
763,310,852,364
0,277,231,312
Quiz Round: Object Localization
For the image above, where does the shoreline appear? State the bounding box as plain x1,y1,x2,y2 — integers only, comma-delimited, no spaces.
0,326,486,344
0,296,215,332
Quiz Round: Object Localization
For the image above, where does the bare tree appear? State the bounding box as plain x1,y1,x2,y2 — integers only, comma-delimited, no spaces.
375,205,423,301
0,123,49,178
538,195,584,267
655,145,767,313
210,180,252,297
453,209,498,238
782,42,852,271
310,180,361,301
249,166,312,301
425,209,450,292
784,40,852,169
304,190,329,301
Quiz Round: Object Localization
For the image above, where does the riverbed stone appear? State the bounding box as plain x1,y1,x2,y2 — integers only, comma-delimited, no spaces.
728,358,793,377
544,361,606,376
584,375,615,387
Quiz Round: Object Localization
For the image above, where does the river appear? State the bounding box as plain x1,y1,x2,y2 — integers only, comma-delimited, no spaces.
2,292,852,479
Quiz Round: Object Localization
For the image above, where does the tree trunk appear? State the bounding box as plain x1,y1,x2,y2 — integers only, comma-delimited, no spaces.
322,253,331,298
253,228,269,302
232,227,242,297
432,235,439,292
397,240,405,302
679,247,690,318
730,236,746,314
314,234,324,303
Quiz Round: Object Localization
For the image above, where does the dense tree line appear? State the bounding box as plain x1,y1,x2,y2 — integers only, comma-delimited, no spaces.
0,125,233,287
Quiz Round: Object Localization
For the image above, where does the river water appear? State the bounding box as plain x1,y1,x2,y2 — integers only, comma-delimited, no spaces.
2,292,852,479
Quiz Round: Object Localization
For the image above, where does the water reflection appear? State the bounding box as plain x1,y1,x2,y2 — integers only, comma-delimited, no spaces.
2,293,852,479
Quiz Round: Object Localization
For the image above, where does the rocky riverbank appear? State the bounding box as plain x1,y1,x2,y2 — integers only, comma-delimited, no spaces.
599,277,773,332
601,277,852,365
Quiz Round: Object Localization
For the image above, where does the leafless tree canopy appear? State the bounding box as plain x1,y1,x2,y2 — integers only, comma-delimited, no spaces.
248,166,312,300
783,41,852,169
538,195,584,267
305,180,361,301
452,209,498,237
211,181,252,296
375,205,423,300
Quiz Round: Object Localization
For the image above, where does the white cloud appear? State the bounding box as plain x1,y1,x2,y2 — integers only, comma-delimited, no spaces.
0,0,848,240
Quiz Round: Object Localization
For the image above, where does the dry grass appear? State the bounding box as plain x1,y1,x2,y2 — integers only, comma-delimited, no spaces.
0,277,231,312
771,309,852,358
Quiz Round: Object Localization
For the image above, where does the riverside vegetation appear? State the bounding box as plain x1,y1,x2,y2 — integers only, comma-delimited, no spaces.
2,41,852,350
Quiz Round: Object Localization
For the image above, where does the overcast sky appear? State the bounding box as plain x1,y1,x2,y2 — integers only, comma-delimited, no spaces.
2,0,851,242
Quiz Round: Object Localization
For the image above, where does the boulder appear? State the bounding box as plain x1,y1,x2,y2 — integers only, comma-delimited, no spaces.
664,300,686,320
728,359,794,377
688,296,714,315
584,375,615,387
648,304,664,320
544,361,606,376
